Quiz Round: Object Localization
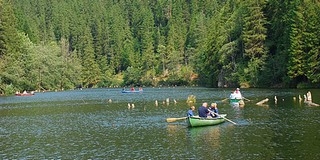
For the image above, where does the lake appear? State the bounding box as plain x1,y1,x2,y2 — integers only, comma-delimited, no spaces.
0,87,320,159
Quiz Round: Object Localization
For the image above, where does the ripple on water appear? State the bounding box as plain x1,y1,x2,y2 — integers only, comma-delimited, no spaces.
1,88,320,159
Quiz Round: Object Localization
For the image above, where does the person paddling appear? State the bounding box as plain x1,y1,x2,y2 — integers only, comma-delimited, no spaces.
233,88,242,99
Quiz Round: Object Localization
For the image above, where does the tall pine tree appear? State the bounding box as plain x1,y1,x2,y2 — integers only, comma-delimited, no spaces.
241,0,268,87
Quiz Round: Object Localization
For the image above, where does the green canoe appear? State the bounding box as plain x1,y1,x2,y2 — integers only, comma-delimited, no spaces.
187,116,225,127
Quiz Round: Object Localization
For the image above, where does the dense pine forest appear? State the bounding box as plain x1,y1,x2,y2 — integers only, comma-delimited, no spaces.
0,0,319,95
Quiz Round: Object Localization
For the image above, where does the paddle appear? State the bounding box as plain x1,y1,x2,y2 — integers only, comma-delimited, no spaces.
166,117,187,123
221,98,229,102
213,112,237,125
243,97,251,101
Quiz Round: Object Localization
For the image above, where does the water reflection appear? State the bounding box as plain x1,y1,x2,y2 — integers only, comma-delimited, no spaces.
230,103,245,110
166,124,182,134
187,126,222,148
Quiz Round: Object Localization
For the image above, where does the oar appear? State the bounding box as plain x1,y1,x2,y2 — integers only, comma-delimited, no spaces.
213,112,237,125
221,98,229,102
243,97,251,101
166,117,187,123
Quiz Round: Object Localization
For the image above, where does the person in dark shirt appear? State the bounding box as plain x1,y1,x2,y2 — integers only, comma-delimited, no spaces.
198,102,209,118
187,106,196,117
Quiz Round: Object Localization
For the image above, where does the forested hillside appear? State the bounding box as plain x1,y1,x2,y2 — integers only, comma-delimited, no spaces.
0,0,319,95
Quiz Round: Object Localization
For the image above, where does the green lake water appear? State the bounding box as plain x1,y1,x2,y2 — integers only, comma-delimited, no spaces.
0,87,319,159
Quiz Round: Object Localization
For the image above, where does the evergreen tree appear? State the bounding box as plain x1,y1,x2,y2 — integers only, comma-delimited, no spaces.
156,27,168,77
140,6,157,85
79,27,101,88
262,0,291,87
198,1,229,87
0,0,27,94
3,0,320,90
241,0,268,87
287,0,306,84
107,3,131,73
57,38,82,90
216,1,243,87
303,0,320,83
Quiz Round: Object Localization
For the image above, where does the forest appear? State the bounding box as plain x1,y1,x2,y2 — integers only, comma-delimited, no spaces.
0,0,319,95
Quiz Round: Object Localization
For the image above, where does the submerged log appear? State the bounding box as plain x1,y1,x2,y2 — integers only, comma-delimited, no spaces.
256,98,269,105
304,101,320,107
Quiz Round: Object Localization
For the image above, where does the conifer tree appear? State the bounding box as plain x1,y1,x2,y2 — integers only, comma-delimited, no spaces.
287,1,306,82
261,0,291,87
79,27,101,88
241,0,268,87
303,0,320,83
0,0,27,93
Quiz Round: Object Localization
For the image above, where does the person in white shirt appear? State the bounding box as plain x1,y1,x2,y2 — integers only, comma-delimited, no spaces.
233,88,242,99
